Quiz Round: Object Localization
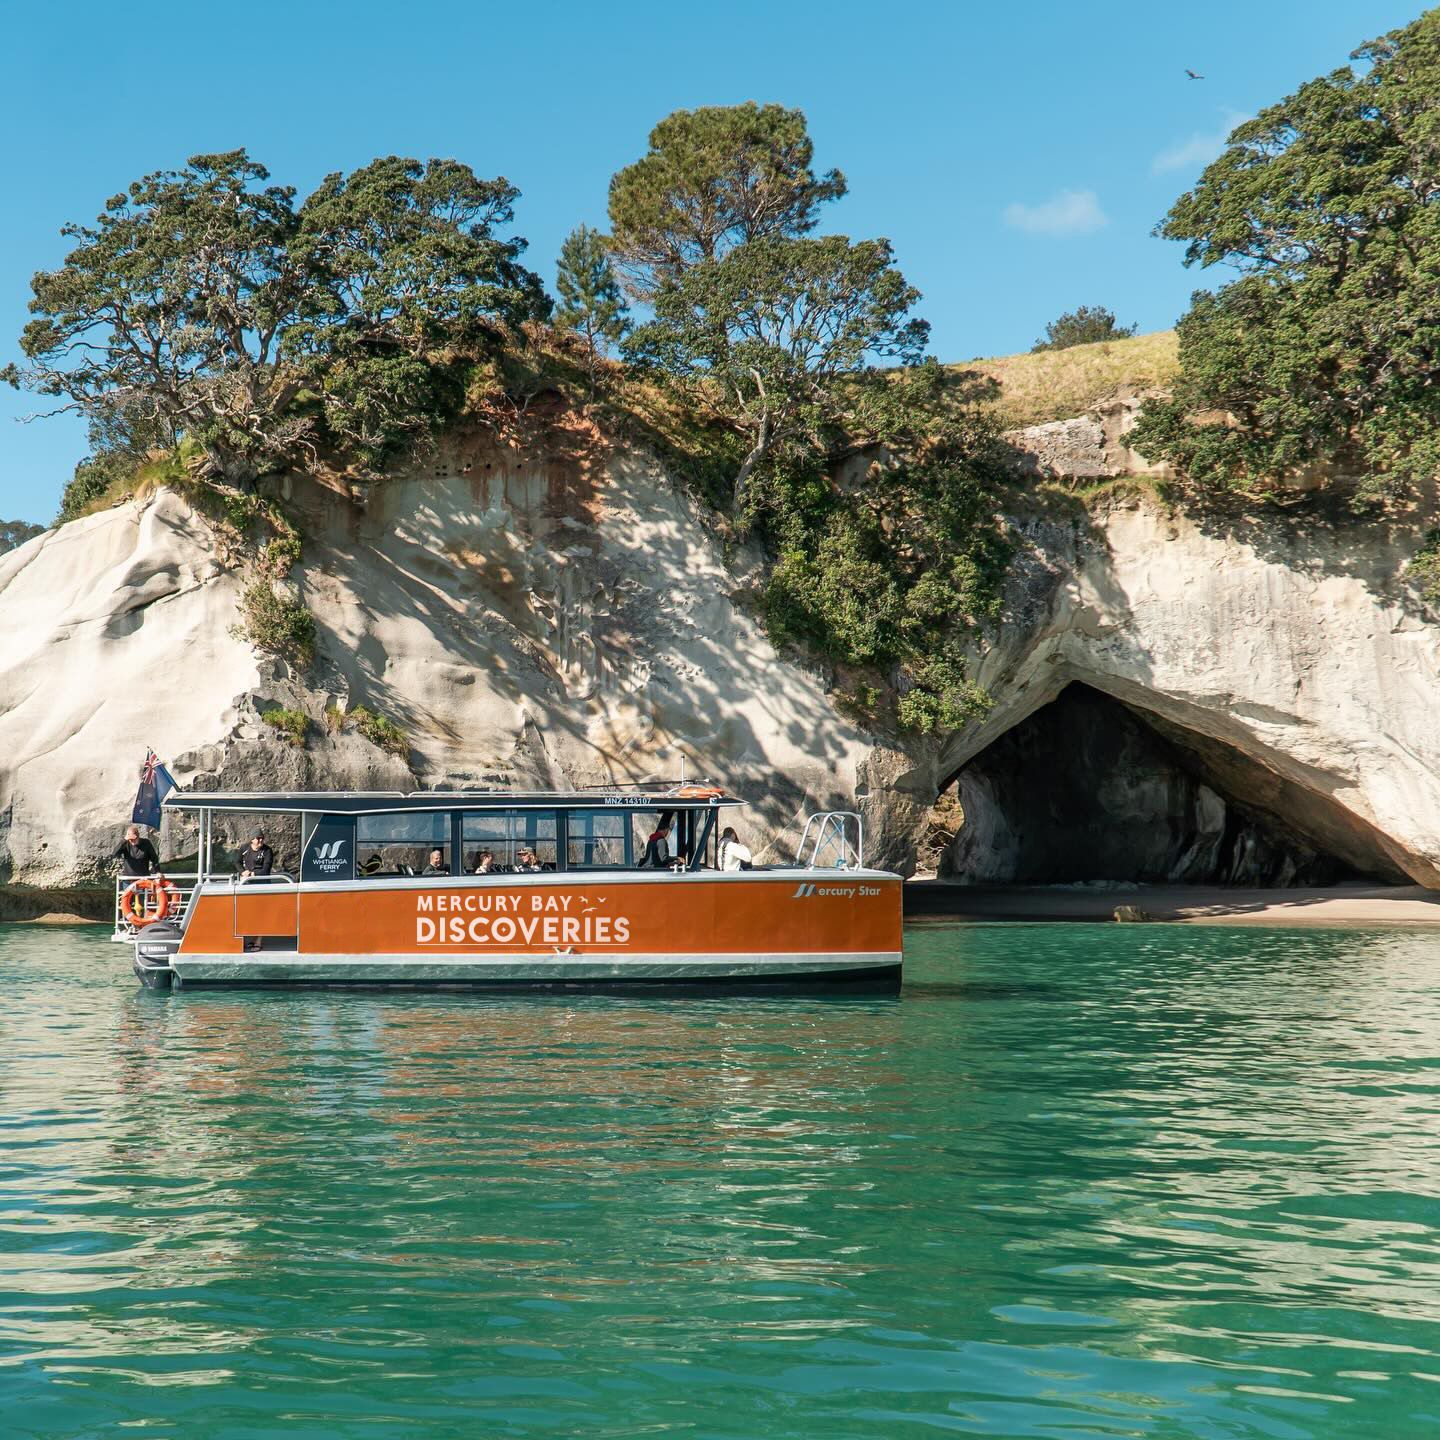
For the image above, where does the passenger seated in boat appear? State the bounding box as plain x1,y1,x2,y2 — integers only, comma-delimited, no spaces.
515,847,541,873
112,824,159,878
637,821,672,869
423,848,450,876
238,832,274,882
718,827,754,871
471,850,496,874
359,853,384,877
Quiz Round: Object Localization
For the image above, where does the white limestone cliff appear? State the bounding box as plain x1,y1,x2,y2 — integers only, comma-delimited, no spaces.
3,423,1440,892
0,435,880,888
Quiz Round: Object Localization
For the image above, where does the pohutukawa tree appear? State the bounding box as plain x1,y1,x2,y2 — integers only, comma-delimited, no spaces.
610,101,1007,735
553,225,630,398
606,101,847,298
1132,10,1440,505
4,149,551,495
2,151,315,487
289,156,551,466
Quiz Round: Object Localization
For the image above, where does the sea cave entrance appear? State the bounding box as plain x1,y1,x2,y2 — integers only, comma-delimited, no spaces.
935,683,1406,887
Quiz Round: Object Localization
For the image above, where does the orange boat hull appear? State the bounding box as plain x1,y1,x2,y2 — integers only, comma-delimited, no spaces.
164,871,904,990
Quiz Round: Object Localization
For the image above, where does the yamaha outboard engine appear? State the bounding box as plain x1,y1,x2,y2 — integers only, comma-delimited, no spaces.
133,920,182,989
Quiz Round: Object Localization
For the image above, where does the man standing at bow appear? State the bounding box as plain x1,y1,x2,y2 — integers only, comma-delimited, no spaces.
111,825,159,877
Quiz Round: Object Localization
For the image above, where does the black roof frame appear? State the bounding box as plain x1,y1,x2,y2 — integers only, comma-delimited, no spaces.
163,790,744,815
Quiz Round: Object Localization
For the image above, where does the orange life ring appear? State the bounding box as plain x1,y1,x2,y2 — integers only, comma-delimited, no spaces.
122,877,175,927
673,785,725,801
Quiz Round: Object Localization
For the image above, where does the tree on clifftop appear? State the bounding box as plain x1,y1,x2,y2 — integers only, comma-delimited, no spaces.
288,156,550,467
1031,305,1137,352
1,151,315,488
626,233,931,506
1132,10,1440,505
607,101,1008,735
607,102,846,297
554,225,630,399
6,152,552,496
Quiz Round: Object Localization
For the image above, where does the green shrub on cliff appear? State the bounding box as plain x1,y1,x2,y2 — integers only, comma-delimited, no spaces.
1133,11,1440,506
345,705,408,757
236,581,316,667
262,707,309,747
1412,531,1440,606
753,373,1010,731
318,701,409,757
58,454,119,522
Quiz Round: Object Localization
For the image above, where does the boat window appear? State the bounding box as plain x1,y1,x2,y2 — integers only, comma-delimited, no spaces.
567,812,628,869
632,809,684,869
356,811,450,877
462,810,558,872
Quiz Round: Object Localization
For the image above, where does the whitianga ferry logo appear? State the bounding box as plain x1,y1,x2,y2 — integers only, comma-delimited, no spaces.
414,890,631,947
310,839,348,875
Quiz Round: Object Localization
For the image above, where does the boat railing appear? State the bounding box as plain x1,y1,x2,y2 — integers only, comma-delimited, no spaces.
110,872,202,942
796,812,865,870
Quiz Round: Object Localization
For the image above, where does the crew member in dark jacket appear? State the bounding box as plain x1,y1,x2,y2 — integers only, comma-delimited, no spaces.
238,832,274,882
238,832,275,953
112,826,159,877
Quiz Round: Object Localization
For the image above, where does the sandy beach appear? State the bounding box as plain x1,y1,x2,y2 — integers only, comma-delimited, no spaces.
904,881,1440,927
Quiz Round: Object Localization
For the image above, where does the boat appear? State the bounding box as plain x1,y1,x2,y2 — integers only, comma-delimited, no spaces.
122,785,903,993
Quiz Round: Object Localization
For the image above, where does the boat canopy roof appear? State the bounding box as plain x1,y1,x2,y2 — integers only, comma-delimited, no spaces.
163,787,745,815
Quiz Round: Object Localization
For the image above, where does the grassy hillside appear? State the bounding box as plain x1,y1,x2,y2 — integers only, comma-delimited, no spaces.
960,330,1179,430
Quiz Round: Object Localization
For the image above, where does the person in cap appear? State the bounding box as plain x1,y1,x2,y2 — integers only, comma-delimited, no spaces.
238,831,274,882
112,824,159,878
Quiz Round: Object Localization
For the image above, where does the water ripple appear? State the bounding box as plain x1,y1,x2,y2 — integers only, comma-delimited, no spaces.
4,922,1440,1436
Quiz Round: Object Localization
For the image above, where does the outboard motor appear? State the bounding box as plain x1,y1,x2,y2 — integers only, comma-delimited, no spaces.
133,920,182,989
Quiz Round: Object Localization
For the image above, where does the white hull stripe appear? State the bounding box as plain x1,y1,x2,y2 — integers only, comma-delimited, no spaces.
170,951,901,983
189,868,898,898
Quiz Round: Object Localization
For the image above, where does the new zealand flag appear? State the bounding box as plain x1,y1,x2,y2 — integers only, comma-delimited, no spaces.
131,750,176,831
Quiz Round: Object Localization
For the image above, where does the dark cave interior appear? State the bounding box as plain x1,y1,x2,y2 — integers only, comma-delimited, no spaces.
941,683,1405,887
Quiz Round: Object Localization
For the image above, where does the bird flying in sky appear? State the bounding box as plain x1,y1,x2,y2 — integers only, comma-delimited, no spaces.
1185,68,1205,80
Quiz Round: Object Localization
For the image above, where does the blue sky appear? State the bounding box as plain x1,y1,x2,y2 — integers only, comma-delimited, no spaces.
0,0,1422,523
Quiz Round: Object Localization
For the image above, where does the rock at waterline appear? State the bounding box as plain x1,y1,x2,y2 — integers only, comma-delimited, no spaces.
1113,905,1153,923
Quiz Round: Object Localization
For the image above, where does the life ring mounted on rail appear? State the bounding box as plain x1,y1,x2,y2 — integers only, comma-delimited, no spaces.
121,876,178,927
672,785,726,804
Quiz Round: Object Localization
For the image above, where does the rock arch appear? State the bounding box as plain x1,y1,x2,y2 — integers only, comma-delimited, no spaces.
921,498,1440,888
939,681,1407,885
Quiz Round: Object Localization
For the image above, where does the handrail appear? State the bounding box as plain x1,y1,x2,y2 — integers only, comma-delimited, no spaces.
795,811,865,870
112,872,202,939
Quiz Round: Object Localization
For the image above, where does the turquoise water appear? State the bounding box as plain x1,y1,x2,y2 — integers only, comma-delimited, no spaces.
4,922,1440,1437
